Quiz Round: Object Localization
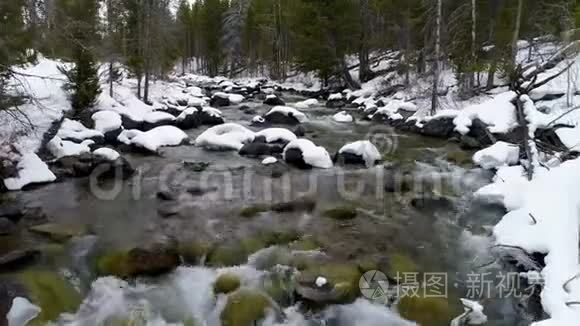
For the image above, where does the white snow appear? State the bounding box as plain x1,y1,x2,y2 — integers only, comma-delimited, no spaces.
126,126,188,152
450,299,487,326
265,106,308,123
261,156,278,165
144,111,175,124
252,116,265,124
283,139,333,169
472,142,520,169
373,100,418,119
201,106,223,118
332,111,354,123
315,277,328,287
57,119,103,141
338,140,381,167
432,92,518,135
475,157,580,326
117,129,144,145
92,111,122,133
266,94,277,100
92,148,121,161
47,136,94,159
255,128,297,143
294,98,319,109
195,123,255,151
188,97,206,107
328,93,343,101
3,153,57,191
7,297,41,326
214,92,244,104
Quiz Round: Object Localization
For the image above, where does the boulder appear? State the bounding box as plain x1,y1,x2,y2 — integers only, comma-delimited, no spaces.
421,117,456,139
210,94,231,107
50,153,135,180
97,243,180,278
238,143,283,157
0,217,16,235
295,263,362,305
220,289,275,326
214,274,241,295
263,95,285,106
283,148,311,169
263,112,302,125
120,114,143,130
0,249,40,270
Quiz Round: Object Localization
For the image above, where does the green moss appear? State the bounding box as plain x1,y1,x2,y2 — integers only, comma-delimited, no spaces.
28,223,86,243
96,251,131,278
239,204,269,218
300,263,362,304
446,150,472,166
388,253,419,277
220,289,273,326
263,230,300,246
207,246,248,267
289,237,320,251
398,294,460,326
214,274,242,295
178,241,212,265
322,206,358,220
18,270,81,323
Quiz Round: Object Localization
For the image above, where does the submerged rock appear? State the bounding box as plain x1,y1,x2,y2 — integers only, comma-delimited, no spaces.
15,270,81,324
97,243,180,278
238,143,283,157
397,294,461,326
270,196,317,213
28,223,87,243
322,206,358,220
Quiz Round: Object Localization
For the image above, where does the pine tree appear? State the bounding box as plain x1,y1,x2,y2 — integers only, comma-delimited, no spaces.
57,0,101,114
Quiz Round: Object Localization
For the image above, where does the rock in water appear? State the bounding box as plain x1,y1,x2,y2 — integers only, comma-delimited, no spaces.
220,289,275,326
263,95,285,106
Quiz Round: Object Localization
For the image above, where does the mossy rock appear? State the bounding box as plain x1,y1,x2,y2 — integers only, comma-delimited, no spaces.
96,245,180,277
297,263,362,304
239,204,269,218
262,230,300,246
322,206,357,220
28,223,86,243
220,289,274,326
398,294,461,326
214,273,242,295
289,237,321,251
96,251,132,278
178,241,212,265
446,150,472,166
270,196,316,213
207,246,248,267
17,270,81,324
388,253,419,277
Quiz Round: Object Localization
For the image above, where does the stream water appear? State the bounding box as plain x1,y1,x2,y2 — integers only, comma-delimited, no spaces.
1,93,537,325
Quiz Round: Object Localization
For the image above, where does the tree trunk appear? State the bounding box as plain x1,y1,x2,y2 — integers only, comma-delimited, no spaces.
358,0,372,82
469,0,477,92
109,62,114,97
431,0,442,115
511,0,523,66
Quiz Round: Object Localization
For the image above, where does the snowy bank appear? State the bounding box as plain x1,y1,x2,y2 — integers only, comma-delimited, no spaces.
3,153,57,190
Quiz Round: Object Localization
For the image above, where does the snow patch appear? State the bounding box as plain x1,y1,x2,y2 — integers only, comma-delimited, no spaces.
93,148,121,161
473,142,520,169
92,111,122,133
333,111,354,123
3,153,57,191
47,136,94,158
338,141,381,167
195,123,255,151
126,126,188,152
262,156,278,165
284,139,333,169
255,128,297,143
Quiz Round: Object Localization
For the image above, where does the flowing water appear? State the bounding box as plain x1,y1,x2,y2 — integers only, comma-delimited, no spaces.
2,93,536,325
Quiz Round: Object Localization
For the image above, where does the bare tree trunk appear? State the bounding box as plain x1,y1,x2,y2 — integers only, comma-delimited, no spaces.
431,0,442,115
469,0,476,91
358,0,372,82
511,0,523,66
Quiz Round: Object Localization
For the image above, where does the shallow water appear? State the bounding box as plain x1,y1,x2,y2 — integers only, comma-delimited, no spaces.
4,93,535,325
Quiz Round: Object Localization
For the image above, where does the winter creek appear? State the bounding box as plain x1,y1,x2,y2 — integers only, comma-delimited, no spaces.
2,92,535,325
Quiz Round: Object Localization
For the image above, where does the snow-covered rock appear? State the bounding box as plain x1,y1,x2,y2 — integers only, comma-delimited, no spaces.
473,141,520,169
450,299,487,326
326,93,346,108
294,98,319,110
255,128,298,144
210,92,244,107
3,153,57,190
264,94,285,106
175,107,225,129
124,126,188,152
332,111,354,123
57,119,103,142
47,136,94,158
262,156,278,165
92,111,122,134
264,106,308,125
252,116,265,125
372,100,417,120
92,148,121,161
283,139,333,169
142,111,175,130
7,297,41,326
195,123,255,151
336,141,381,167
